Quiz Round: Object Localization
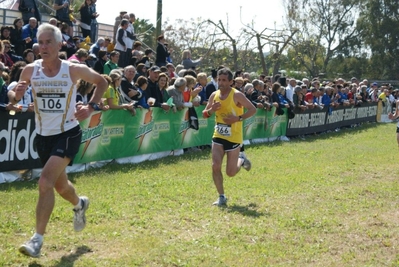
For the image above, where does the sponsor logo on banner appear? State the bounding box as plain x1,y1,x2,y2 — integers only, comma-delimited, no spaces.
243,115,255,135
135,109,153,151
0,117,38,163
80,112,104,159
179,109,190,144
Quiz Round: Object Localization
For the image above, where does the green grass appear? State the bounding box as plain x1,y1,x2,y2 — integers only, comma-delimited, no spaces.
1,122,399,266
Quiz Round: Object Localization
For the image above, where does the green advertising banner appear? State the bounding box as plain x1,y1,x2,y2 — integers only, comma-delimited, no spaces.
75,106,288,164
243,107,287,139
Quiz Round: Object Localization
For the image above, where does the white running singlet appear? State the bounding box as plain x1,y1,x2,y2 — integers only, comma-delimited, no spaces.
30,60,79,136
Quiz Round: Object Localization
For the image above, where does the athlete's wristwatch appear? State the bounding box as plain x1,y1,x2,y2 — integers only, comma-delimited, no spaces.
238,115,243,121
88,102,101,111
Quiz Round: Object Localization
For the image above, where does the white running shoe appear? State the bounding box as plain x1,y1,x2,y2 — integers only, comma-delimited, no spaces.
73,196,90,232
19,237,42,258
239,152,252,171
212,195,228,206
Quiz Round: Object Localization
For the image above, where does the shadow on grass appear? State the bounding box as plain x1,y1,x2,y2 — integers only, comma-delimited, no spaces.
50,245,92,267
221,203,270,218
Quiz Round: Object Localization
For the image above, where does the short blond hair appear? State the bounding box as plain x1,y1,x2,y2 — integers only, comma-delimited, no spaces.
197,72,207,80
184,75,196,87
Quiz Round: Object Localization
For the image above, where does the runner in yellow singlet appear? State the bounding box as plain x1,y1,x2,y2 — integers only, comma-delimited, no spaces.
202,68,256,206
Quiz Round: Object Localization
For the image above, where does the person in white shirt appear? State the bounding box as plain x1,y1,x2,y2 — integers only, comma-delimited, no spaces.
285,78,296,102
8,23,108,258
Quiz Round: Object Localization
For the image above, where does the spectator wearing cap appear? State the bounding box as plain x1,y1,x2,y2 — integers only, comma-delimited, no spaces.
155,35,173,67
146,65,170,111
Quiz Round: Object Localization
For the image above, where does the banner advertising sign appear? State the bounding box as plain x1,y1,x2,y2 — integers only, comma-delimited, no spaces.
0,112,41,172
2,103,377,173
286,103,377,136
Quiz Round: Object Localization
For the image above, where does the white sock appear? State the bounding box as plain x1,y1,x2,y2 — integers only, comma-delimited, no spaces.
219,194,225,198
74,198,82,210
32,233,43,244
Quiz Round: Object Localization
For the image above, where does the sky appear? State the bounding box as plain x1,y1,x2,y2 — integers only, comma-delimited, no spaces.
95,0,286,35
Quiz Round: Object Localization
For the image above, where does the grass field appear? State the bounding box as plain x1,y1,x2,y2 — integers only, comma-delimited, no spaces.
1,122,399,266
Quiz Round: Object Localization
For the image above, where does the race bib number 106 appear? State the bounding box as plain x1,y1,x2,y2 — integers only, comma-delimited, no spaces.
37,93,66,113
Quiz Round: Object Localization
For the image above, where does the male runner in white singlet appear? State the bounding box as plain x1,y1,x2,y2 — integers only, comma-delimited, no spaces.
8,23,108,258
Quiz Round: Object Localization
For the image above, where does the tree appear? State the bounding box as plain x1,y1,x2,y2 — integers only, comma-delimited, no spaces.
284,0,360,78
163,18,218,70
240,11,298,76
134,18,156,51
357,0,399,79
206,19,241,71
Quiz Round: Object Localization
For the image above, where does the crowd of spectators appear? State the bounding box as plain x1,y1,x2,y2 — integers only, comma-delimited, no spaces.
0,6,396,132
